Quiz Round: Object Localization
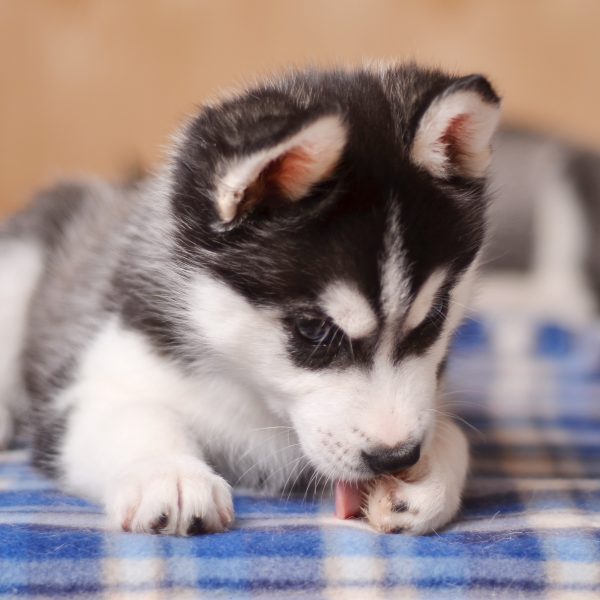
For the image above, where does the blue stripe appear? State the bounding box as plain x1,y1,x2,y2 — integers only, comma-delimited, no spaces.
0,317,599,596
0,525,104,560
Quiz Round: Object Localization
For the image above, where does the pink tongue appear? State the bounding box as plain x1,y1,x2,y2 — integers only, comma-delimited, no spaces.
335,481,364,519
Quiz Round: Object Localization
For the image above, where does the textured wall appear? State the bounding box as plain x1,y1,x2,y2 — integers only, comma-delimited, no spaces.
1,0,599,216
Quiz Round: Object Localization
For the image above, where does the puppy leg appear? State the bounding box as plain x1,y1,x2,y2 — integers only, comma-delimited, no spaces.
59,398,234,535
51,321,234,535
364,418,469,534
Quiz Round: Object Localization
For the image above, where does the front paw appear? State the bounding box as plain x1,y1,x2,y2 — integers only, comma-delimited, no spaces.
363,426,468,534
363,462,461,534
106,455,234,536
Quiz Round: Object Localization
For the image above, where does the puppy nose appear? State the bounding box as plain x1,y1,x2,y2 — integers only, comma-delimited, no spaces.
362,442,421,475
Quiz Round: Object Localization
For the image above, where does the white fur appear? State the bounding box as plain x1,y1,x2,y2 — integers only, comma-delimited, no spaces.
411,90,500,178
379,201,410,325
0,240,43,448
424,260,479,373
404,269,447,331
215,114,347,222
57,316,298,533
320,281,377,339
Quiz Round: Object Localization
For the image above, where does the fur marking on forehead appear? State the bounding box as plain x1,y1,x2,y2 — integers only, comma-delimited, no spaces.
320,281,377,339
379,201,410,324
405,269,447,330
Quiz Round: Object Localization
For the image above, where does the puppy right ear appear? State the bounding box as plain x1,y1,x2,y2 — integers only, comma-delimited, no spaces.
213,114,347,224
410,75,501,179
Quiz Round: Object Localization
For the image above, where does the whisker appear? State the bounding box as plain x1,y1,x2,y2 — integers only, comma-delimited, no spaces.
247,426,295,433
285,459,314,502
302,470,320,504
239,428,294,461
279,455,310,498
235,442,302,485
429,408,486,439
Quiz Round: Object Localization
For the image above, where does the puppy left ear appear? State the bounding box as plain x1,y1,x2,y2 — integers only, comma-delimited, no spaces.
411,75,501,179
214,114,347,224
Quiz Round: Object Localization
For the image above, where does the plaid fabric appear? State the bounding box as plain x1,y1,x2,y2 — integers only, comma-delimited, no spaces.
1,317,599,599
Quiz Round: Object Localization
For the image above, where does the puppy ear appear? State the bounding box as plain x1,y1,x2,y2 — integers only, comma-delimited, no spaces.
411,75,501,179
214,114,347,223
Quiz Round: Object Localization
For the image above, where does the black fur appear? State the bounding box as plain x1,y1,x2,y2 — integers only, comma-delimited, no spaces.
169,64,493,368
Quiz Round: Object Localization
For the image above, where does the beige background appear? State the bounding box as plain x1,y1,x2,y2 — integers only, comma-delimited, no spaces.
1,0,599,218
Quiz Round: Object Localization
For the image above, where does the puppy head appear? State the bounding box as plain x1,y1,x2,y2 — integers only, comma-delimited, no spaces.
171,64,500,482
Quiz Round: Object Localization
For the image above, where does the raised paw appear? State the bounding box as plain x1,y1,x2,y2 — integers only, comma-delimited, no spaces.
107,455,234,535
363,422,469,534
363,464,460,534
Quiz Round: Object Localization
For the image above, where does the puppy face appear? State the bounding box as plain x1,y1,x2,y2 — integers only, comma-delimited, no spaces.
171,65,500,483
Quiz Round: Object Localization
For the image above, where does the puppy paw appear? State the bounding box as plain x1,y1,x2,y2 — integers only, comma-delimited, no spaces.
364,423,468,534
107,455,234,535
363,466,459,534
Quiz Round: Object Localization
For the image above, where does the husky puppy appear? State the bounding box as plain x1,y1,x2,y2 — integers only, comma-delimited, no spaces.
0,64,500,535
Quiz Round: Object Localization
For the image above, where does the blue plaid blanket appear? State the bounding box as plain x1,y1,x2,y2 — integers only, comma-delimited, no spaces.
1,317,599,598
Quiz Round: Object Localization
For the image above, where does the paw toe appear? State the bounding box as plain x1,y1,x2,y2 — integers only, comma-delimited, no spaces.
150,512,170,534
108,456,235,536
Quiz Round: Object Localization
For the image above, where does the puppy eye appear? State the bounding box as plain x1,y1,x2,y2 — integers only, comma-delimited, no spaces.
295,316,334,344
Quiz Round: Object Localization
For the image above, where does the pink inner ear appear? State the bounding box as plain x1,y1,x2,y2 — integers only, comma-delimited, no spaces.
440,113,471,164
236,146,324,219
272,147,319,199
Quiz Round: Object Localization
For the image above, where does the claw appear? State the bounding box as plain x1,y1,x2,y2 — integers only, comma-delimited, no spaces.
186,516,206,536
151,512,169,533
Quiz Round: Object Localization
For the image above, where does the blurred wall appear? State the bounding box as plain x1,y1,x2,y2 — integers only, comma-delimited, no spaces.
1,0,599,217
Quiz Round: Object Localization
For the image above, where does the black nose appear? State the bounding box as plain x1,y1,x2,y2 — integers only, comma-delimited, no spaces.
362,443,421,475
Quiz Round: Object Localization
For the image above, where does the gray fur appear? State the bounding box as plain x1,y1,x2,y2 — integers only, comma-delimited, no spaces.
5,178,181,468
